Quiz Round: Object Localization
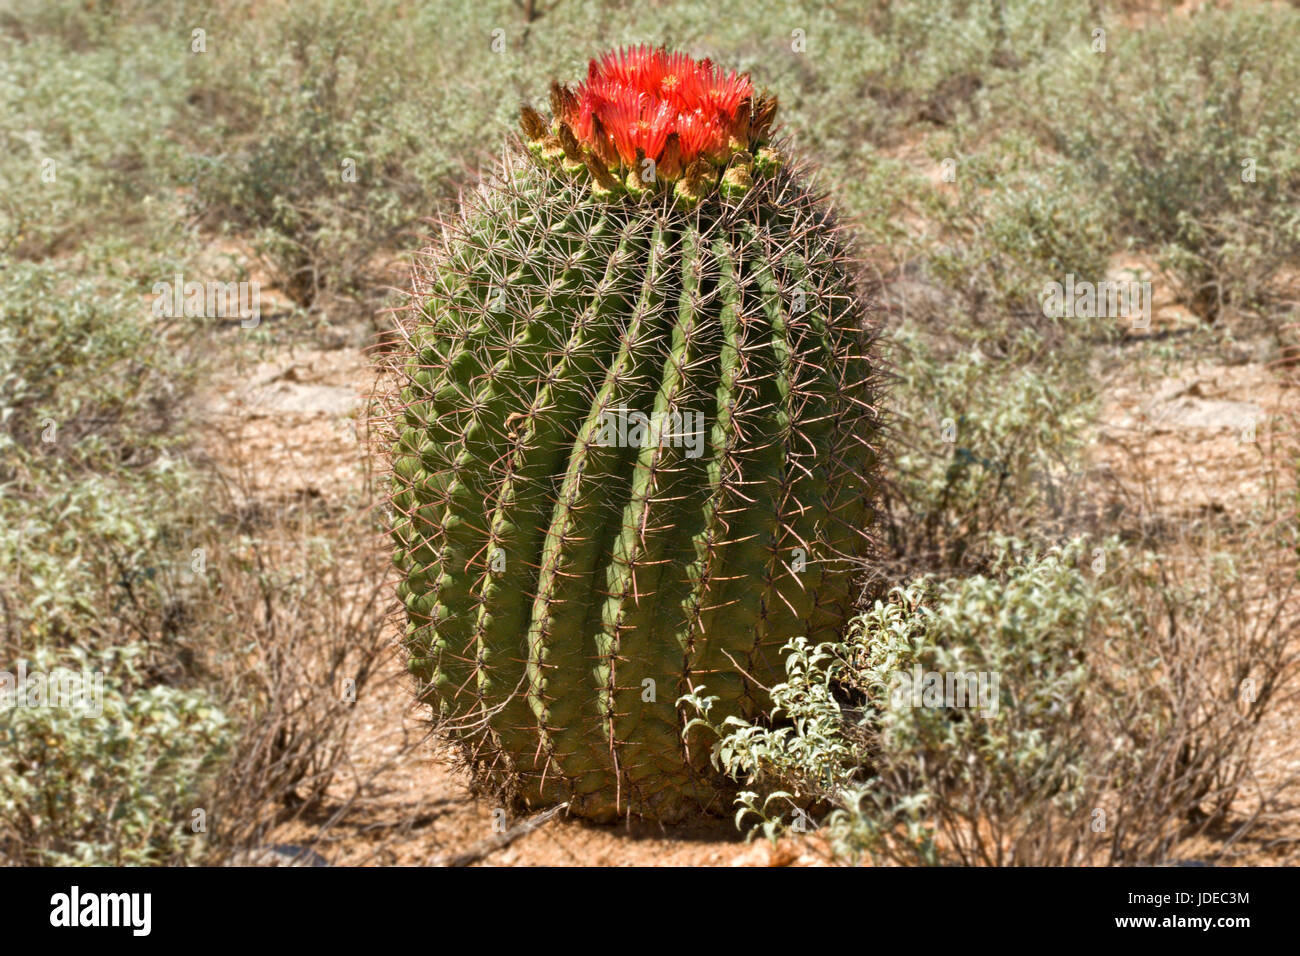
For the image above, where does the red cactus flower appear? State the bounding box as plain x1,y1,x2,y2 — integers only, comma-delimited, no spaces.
559,46,760,170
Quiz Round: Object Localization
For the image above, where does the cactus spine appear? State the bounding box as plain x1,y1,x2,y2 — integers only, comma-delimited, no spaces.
388,47,878,821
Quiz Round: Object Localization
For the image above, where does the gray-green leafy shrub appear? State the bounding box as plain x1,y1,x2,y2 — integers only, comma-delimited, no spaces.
0,261,194,468
0,259,210,656
0,252,392,866
921,131,1115,320
0,645,232,866
749,0,1095,156
883,325,1096,571
189,0,433,308
0,257,232,865
686,538,1293,865
686,538,1105,861
0,5,404,865
0,13,195,267
1003,5,1300,320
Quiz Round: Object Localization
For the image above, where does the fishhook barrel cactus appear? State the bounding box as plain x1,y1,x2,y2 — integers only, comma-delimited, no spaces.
388,46,879,822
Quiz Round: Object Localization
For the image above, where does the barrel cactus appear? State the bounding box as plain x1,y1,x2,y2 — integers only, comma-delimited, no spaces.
388,46,879,822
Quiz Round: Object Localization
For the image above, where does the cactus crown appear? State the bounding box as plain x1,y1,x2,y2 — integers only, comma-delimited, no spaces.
520,46,780,205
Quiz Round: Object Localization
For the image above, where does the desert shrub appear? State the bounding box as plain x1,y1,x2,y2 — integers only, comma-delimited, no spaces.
1003,5,1300,320
881,324,1096,572
919,131,1115,321
192,476,393,856
0,256,233,864
0,0,195,46
686,538,1297,865
0,253,394,864
847,137,1111,582
0,246,394,863
0,260,206,652
841,540,1102,864
0,4,400,861
714,0,1095,159
685,539,1103,860
0,644,232,866
188,0,436,308
0,11,196,266
0,261,195,468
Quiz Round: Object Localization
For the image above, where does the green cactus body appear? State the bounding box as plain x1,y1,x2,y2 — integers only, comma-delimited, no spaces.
389,47,878,822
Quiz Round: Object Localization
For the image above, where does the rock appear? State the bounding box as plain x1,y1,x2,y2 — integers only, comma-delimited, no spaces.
1140,380,1263,431
228,844,332,867
729,837,829,867
878,277,949,318
253,382,360,415
1142,395,1262,431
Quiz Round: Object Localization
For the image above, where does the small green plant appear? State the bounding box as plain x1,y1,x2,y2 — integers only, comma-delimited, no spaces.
685,538,1103,860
